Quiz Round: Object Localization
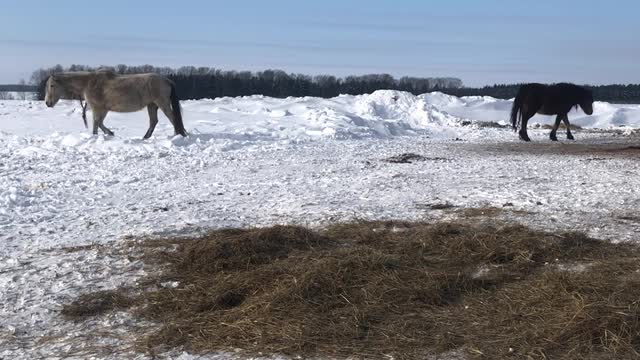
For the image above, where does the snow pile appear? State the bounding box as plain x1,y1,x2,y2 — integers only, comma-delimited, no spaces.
349,90,462,137
181,90,473,142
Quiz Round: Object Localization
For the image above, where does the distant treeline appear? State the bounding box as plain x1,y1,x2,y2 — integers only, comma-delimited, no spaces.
30,64,462,100
30,64,640,103
0,84,37,92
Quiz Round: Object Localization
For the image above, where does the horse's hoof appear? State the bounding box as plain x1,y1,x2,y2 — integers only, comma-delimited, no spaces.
550,136,558,142
567,135,575,140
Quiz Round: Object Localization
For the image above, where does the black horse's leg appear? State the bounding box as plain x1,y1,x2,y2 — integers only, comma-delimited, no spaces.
550,115,562,141
562,114,575,140
519,111,533,142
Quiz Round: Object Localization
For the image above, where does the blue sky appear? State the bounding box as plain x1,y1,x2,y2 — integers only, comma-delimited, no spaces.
1,0,638,86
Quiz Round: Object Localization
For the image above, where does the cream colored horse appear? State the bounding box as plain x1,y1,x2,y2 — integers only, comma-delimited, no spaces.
45,70,187,139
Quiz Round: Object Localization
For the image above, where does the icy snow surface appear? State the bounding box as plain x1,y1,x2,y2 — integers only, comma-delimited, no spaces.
1,90,640,359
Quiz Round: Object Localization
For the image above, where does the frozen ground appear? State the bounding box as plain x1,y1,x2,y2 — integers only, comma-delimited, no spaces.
1,90,640,359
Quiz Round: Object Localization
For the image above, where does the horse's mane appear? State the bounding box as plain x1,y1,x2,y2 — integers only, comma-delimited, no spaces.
554,82,592,104
94,68,117,79
54,71,92,79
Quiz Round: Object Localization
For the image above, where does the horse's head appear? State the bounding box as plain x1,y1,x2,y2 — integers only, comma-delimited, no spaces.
44,75,61,108
579,89,594,115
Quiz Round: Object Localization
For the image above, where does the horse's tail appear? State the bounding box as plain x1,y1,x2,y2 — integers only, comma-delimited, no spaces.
169,82,187,137
510,86,524,131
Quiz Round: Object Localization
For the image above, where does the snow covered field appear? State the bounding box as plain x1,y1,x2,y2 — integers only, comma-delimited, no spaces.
2,90,640,359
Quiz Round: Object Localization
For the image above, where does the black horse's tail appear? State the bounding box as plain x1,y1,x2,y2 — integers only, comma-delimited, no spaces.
510,87,524,131
170,83,187,137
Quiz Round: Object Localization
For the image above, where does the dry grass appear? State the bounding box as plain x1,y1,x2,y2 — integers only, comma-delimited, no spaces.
384,153,427,163
62,290,137,319
417,202,457,210
384,153,448,164
618,214,640,223
64,221,640,359
456,206,535,219
457,206,503,218
461,120,510,129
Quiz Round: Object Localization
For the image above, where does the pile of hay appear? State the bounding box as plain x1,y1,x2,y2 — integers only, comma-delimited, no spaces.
64,221,640,359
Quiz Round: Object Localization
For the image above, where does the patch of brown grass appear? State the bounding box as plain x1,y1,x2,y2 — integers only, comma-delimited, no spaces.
384,153,448,164
62,290,137,319
417,202,457,210
462,120,510,129
66,222,640,359
618,214,640,223
462,261,640,358
457,206,503,218
384,153,427,163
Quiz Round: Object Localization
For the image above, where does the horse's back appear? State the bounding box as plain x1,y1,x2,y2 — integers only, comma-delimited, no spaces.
521,82,583,94
517,83,583,116
121,73,171,95
518,83,547,94
93,73,172,112
109,73,170,91
516,83,547,104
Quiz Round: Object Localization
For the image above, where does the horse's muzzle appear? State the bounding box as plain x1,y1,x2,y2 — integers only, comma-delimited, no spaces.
45,102,53,108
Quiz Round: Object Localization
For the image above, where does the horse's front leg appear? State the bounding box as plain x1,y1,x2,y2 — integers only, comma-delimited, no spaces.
93,109,107,135
143,104,159,139
550,115,562,141
562,115,575,140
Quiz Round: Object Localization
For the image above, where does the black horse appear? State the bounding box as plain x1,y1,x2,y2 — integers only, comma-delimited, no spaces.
510,83,594,141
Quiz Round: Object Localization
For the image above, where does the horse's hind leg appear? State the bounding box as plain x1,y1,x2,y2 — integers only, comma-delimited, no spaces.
92,110,109,136
99,123,114,136
562,115,575,140
156,100,179,136
143,104,159,139
550,115,562,141
519,110,533,142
